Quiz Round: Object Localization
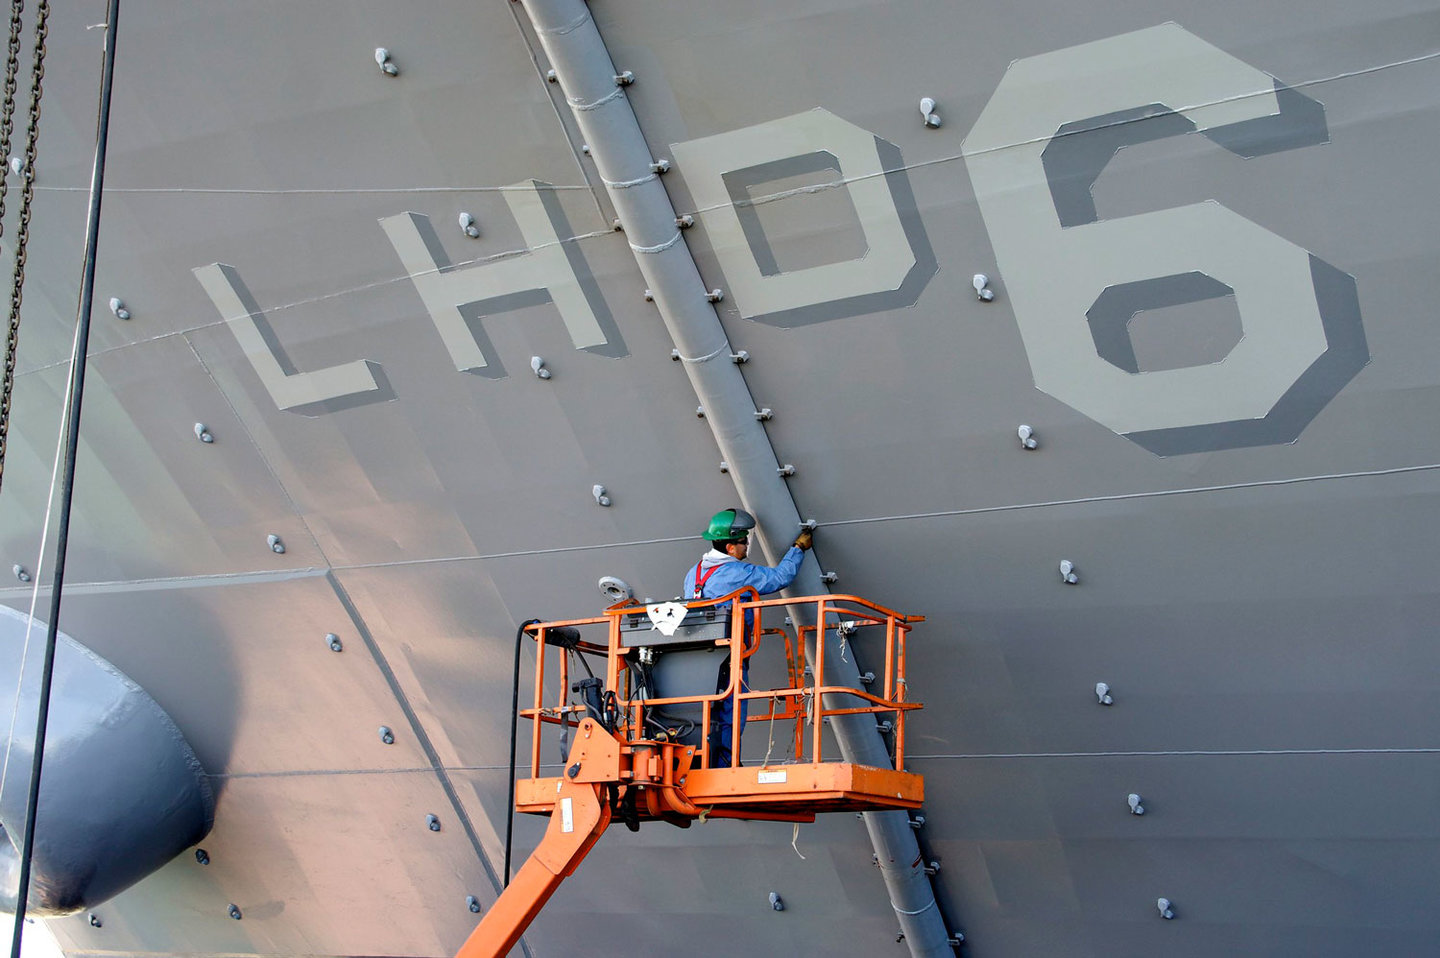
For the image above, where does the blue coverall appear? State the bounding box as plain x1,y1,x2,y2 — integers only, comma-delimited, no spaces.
681,545,804,765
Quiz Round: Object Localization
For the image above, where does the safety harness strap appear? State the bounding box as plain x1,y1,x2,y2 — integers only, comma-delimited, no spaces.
693,563,722,599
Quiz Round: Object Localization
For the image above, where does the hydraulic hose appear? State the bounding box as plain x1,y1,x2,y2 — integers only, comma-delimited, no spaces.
503,618,540,888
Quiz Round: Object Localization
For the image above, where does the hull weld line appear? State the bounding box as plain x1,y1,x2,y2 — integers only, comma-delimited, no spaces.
36,184,597,195
827,462,1440,526
333,534,694,571
325,573,510,903
0,566,329,599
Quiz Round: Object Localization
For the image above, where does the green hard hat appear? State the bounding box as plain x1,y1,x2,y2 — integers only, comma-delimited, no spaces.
703,508,756,542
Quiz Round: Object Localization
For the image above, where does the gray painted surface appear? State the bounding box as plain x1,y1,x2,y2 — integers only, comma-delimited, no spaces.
1086,272,1236,375
0,1,1431,956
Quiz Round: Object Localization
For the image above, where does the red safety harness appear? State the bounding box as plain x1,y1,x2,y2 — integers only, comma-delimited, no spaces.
693,562,722,599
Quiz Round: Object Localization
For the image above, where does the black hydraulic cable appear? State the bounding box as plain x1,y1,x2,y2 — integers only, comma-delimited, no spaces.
504,618,541,888
8,0,117,952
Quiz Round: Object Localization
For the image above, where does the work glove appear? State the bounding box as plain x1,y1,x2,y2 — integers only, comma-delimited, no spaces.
793,529,814,551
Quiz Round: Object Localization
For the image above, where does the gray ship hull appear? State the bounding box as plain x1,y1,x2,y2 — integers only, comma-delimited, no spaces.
0,1,1434,955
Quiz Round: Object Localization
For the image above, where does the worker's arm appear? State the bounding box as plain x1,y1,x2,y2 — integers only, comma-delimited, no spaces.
740,545,805,596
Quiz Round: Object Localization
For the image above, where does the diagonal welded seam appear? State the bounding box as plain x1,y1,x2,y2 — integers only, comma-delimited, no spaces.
503,0,613,230
181,333,328,560
327,571,533,958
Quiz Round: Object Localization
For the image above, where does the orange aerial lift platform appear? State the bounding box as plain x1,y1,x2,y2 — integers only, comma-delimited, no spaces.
457,590,927,958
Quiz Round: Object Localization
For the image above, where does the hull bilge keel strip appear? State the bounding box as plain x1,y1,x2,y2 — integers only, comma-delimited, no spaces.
518,1,956,953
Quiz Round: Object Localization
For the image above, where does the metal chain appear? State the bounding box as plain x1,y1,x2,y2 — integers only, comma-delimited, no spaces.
0,0,46,493
0,1,24,238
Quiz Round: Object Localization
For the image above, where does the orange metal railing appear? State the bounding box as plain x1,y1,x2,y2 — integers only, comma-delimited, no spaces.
517,591,923,777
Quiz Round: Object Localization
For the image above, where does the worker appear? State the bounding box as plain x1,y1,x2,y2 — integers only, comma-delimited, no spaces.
682,508,813,767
